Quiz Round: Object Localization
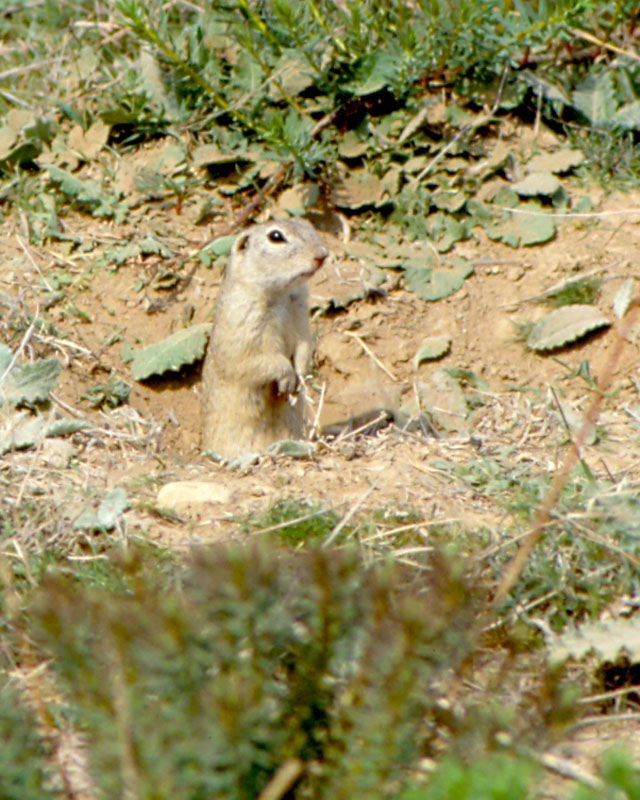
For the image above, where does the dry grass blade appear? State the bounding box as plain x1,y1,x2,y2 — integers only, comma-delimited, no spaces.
344,330,398,381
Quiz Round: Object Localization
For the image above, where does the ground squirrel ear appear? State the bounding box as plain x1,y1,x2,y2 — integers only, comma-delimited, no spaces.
234,231,250,252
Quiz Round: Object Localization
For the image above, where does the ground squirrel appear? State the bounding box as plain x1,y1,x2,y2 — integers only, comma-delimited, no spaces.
201,218,328,457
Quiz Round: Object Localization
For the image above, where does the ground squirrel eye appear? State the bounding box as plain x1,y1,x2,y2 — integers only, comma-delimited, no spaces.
267,229,287,244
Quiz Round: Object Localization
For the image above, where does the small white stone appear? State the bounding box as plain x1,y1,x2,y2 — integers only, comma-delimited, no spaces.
157,480,231,511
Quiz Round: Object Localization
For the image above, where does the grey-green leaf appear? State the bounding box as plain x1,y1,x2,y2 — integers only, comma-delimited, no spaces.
512,172,562,197
266,439,314,458
550,617,640,665
485,205,555,247
404,257,473,301
612,101,640,130
0,411,89,454
526,150,584,174
413,336,451,367
612,278,634,319
96,488,129,529
74,488,129,531
0,351,61,406
47,165,102,203
527,305,610,351
131,323,211,380
571,72,617,126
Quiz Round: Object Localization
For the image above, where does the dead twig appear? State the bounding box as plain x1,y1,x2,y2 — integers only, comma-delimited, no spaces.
344,330,398,382
257,759,304,800
323,487,374,547
568,26,640,64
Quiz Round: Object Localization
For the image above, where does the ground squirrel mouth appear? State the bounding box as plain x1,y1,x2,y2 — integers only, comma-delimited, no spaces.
297,253,327,280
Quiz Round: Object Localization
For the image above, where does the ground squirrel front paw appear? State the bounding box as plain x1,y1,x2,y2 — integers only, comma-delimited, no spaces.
273,359,297,395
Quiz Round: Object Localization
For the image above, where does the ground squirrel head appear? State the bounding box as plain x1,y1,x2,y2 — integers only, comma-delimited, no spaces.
227,218,328,293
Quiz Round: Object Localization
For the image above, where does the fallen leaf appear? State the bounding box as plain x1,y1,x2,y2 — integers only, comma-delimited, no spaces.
404,257,473,301
612,278,635,319
413,335,451,368
131,323,211,380
527,305,610,351
550,617,640,664
512,171,562,197
485,204,555,247
526,149,584,174
67,119,110,160
332,170,387,209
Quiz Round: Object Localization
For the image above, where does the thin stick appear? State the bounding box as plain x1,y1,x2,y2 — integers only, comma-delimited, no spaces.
330,411,392,443
572,712,640,729
578,686,640,706
537,752,604,791
257,759,304,800
0,305,39,384
568,26,640,64
361,519,459,544
309,380,326,439
496,206,640,218
16,234,54,292
323,487,374,547
249,508,330,536
344,331,398,382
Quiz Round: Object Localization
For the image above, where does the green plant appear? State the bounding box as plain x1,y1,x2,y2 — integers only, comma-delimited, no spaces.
30,544,475,799
0,684,56,800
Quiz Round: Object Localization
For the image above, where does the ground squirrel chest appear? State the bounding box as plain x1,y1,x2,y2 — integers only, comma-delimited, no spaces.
201,218,328,458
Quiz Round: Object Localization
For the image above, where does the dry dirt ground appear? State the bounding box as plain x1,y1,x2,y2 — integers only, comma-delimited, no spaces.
3,183,639,536
2,154,640,793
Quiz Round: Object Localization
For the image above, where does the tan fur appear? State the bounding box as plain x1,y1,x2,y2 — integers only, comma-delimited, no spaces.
201,219,328,457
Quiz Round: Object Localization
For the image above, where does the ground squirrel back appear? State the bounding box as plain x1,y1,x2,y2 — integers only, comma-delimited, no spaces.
201,219,328,457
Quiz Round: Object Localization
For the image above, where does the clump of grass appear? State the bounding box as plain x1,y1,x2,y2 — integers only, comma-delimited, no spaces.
542,277,600,307
245,498,340,546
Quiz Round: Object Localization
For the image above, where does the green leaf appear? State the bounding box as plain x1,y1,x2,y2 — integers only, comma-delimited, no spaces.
74,488,129,531
428,213,468,252
0,411,89,454
611,100,640,130
270,54,315,97
404,257,473,301
47,165,102,203
266,439,314,458
526,305,610,351
431,189,466,213
349,51,398,95
201,235,236,258
131,323,211,380
571,72,617,126
97,488,129,529
0,349,61,406
484,204,555,247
